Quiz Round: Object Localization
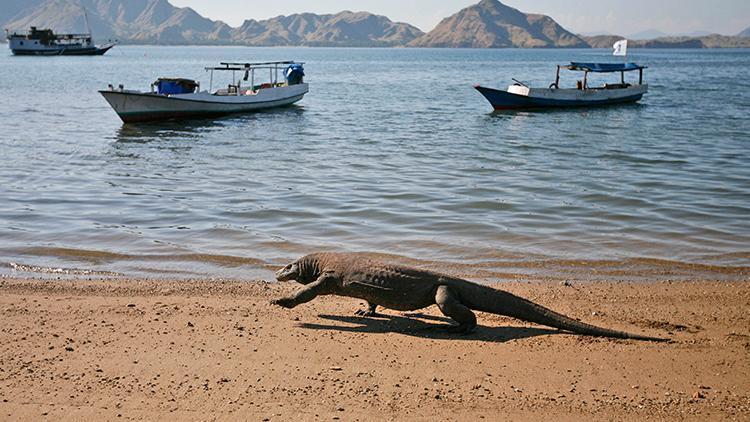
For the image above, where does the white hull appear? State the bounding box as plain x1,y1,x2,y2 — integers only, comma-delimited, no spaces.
100,83,309,123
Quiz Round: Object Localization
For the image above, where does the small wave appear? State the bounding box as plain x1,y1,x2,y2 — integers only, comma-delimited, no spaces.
17,246,272,268
3,261,121,276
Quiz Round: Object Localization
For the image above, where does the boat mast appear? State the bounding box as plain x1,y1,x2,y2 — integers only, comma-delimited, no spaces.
82,6,92,36
80,4,93,46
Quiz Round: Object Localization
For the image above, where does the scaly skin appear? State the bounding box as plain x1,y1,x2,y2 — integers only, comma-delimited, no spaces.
272,252,668,341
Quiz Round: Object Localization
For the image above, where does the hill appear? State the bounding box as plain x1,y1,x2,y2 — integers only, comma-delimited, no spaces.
0,0,45,28
581,34,750,49
3,0,229,43
233,11,423,47
738,26,750,37
580,35,625,49
408,0,588,48
627,29,668,40
2,0,423,46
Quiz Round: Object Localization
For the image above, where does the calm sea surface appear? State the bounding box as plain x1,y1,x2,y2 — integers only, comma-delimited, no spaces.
1,46,748,281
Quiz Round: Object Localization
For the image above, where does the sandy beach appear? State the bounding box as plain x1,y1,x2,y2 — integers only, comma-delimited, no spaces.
1,274,748,421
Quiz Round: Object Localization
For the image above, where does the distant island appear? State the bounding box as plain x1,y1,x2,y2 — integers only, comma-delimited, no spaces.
408,0,588,48
3,0,749,48
582,34,750,49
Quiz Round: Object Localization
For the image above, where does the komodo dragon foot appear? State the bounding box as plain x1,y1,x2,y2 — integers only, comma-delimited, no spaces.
355,302,381,317
271,298,296,309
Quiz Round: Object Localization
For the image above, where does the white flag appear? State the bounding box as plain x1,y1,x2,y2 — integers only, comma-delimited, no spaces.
613,39,628,56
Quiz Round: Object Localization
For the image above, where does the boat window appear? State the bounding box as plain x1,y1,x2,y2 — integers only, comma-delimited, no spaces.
20,41,23,45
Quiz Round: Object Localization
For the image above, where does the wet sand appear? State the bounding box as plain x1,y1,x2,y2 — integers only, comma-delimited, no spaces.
1,276,748,421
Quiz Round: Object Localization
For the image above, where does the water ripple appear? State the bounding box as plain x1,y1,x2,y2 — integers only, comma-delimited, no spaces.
0,47,749,278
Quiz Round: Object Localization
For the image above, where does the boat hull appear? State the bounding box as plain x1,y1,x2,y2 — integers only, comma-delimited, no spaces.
10,45,115,56
100,84,309,123
475,84,647,110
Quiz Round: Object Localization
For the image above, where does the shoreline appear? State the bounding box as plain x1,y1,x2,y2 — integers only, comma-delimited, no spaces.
1,276,748,420
3,251,749,284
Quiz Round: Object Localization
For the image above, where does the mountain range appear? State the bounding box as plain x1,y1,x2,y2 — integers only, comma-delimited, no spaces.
3,0,749,48
582,34,750,49
2,0,423,46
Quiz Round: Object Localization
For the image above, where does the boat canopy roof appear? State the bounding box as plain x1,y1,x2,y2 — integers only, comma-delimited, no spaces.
205,61,303,71
566,62,646,73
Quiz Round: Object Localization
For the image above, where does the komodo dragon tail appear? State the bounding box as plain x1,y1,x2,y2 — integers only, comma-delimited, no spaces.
461,284,668,342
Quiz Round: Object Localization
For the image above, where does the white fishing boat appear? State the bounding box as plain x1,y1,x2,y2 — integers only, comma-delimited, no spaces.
100,61,308,123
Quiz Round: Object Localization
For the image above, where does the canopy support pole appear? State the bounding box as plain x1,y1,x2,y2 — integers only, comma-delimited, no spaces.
583,71,588,90
555,65,560,88
639,69,643,85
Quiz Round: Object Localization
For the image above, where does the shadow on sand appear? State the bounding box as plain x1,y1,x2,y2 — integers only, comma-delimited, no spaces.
299,313,561,344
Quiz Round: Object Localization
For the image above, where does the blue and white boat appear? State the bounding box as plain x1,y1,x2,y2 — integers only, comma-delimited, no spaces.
6,9,115,56
5,26,116,56
475,62,648,110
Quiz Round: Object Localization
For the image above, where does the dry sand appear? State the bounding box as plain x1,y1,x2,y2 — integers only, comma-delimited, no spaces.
1,275,749,421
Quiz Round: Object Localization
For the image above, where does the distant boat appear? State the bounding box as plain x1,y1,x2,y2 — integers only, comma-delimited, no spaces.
5,9,116,56
100,61,309,123
475,62,648,110
5,27,116,56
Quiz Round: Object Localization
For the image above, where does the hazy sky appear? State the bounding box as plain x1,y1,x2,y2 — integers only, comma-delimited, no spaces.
170,0,750,35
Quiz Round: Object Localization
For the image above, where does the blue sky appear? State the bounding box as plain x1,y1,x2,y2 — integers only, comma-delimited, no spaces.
170,0,749,36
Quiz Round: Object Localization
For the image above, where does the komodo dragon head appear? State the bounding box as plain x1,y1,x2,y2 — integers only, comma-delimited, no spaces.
275,254,321,284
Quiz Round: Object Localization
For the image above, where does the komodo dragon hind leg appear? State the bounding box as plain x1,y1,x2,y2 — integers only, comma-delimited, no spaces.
355,302,380,317
435,285,477,334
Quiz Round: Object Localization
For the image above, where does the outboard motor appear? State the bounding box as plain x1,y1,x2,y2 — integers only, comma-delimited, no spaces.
285,64,305,85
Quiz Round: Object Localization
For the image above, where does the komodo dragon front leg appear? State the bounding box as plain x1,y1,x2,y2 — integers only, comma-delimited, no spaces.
272,273,337,309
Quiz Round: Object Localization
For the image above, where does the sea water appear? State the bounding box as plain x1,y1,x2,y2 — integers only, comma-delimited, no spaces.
0,46,748,280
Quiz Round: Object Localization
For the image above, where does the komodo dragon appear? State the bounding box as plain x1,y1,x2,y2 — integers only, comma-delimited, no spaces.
271,252,667,342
